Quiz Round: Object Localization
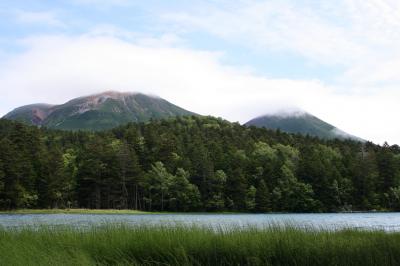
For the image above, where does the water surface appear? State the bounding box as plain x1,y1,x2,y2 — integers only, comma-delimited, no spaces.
0,213,399,231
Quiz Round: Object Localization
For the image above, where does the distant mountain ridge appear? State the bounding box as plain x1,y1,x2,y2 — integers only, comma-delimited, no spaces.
3,91,195,130
245,111,363,141
4,91,363,140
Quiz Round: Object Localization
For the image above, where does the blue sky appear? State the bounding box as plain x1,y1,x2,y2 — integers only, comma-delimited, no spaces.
1,0,400,144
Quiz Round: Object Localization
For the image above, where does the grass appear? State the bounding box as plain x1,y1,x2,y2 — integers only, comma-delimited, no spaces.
0,225,400,265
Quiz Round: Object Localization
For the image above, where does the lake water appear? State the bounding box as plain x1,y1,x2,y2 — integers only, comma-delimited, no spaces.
0,213,400,231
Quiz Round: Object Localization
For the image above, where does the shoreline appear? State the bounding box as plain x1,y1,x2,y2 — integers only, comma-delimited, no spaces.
0,209,150,215
0,208,392,215
0,209,247,215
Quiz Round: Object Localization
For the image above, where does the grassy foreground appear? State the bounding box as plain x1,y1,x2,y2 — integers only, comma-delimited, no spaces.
0,225,400,266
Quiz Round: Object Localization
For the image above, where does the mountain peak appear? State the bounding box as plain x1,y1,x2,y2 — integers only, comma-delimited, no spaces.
72,91,139,103
259,108,307,119
82,90,140,99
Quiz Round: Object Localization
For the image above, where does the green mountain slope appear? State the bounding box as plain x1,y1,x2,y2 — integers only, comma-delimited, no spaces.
3,103,54,126
3,91,195,130
245,111,362,141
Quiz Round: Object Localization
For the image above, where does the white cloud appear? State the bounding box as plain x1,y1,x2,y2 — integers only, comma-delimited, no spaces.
14,10,65,28
163,0,400,87
164,1,365,66
1,33,400,144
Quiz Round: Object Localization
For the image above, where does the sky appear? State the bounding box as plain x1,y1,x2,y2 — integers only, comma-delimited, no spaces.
0,0,400,144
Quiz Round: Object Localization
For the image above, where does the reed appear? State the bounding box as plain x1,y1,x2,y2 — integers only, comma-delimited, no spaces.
0,224,399,265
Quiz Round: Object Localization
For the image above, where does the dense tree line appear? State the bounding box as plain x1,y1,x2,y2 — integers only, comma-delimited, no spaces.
0,116,400,212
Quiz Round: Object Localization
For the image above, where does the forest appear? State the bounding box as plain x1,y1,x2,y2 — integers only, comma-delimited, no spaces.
0,116,399,212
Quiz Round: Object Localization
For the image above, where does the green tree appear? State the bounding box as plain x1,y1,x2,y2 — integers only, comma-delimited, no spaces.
298,144,343,211
387,186,400,210
143,162,172,211
167,168,201,211
0,138,34,209
352,148,379,209
76,137,107,209
272,165,317,212
255,179,270,212
205,170,226,211
37,146,67,208
377,143,400,200
245,185,257,211
225,168,247,211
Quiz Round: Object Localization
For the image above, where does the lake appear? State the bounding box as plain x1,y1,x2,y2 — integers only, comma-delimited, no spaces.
0,213,400,231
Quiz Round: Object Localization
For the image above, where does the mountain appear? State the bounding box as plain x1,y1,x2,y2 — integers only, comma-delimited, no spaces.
3,91,195,130
4,103,55,126
245,111,362,141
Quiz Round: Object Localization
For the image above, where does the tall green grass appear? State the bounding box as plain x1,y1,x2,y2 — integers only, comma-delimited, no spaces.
0,225,399,265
